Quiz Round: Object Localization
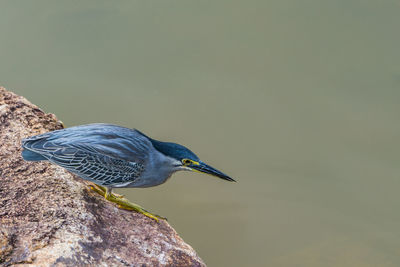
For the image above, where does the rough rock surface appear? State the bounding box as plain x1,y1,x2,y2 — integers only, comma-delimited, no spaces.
0,87,205,267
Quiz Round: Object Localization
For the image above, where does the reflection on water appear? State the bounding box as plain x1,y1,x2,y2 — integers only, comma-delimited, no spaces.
1,1,400,266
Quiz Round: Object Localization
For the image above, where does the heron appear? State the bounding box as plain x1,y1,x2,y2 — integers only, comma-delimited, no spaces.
21,123,235,221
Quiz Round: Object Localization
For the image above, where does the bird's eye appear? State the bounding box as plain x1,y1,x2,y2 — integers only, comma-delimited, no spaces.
182,159,191,166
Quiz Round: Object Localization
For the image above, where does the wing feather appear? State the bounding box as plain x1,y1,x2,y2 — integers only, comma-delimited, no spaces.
22,124,151,186
47,149,144,186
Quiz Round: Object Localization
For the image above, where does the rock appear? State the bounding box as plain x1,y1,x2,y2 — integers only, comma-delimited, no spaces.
0,87,205,267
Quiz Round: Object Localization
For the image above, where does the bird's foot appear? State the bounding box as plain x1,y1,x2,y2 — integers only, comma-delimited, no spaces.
117,202,167,222
109,194,167,222
88,184,165,222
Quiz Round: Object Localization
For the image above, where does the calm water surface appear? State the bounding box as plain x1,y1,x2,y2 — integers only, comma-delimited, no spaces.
1,1,400,266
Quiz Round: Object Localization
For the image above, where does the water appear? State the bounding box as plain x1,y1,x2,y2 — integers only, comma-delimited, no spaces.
1,1,400,266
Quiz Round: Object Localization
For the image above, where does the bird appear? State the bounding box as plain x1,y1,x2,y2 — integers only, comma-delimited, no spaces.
21,123,235,221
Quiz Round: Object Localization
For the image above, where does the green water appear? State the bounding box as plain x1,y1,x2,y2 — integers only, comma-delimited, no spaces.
1,1,400,266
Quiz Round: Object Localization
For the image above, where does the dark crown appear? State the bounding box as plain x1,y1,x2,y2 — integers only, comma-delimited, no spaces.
150,139,199,161
135,129,199,161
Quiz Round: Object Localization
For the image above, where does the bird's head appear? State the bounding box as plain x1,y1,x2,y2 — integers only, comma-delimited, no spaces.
149,138,235,182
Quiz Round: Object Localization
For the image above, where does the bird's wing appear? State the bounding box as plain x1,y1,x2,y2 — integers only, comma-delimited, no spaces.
47,148,144,186
22,124,152,163
23,141,146,186
22,124,153,186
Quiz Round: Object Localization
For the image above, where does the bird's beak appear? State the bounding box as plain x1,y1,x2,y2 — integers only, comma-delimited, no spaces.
190,161,236,182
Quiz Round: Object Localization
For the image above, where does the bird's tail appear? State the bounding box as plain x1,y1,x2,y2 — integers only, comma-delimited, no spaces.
22,149,46,161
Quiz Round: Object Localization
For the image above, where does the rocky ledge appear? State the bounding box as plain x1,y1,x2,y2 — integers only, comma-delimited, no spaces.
0,87,205,266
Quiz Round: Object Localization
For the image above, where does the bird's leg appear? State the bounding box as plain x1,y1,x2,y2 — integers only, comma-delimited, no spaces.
90,184,166,222
103,186,124,198
89,183,106,196
89,184,124,198
104,187,112,199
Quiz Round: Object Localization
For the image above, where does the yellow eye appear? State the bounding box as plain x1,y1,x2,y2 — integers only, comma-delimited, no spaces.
182,159,191,166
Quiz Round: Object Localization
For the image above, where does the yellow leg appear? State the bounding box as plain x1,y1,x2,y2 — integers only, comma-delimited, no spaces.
89,184,124,198
89,184,166,222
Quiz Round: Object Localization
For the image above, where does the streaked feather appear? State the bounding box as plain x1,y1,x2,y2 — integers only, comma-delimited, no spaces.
22,124,151,186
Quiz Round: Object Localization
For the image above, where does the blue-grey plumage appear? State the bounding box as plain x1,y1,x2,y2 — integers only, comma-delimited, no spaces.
21,123,235,189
